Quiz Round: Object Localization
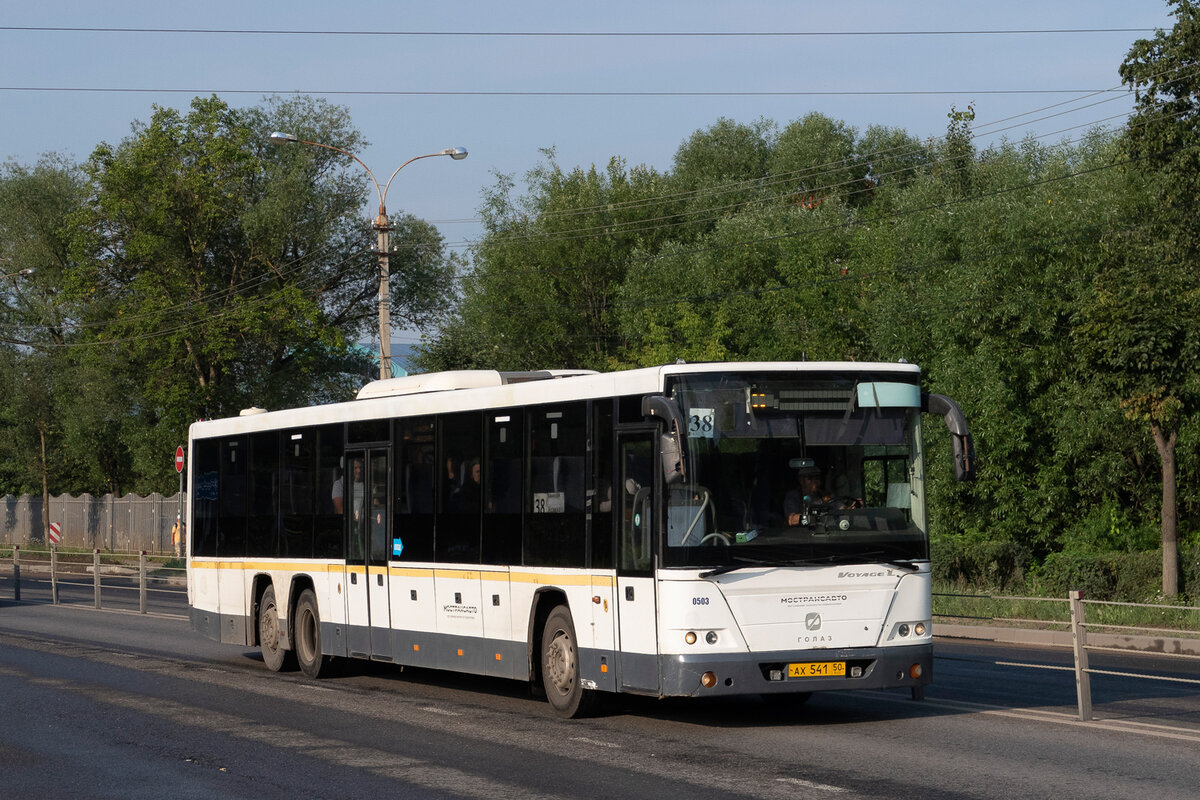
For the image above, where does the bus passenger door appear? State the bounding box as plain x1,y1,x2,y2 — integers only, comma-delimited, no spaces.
615,432,659,693
345,449,393,661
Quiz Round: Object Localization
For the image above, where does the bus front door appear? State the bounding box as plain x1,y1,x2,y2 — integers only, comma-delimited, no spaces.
616,432,659,693
345,449,394,661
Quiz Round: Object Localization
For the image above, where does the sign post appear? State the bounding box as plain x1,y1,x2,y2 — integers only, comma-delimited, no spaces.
174,446,185,558
48,522,60,604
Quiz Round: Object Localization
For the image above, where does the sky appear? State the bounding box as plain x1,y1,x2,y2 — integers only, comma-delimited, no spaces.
0,1,1179,348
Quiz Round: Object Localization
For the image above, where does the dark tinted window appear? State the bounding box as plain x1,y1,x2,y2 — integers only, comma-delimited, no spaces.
591,400,614,569
218,437,247,557
525,402,586,567
437,412,482,563
483,410,522,564
618,394,644,424
348,418,389,444
247,432,279,557
280,429,315,558
314,425,344,558
394,417,435,561
192,438,219,557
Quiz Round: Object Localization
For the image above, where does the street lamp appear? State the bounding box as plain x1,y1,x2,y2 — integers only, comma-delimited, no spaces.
268,131,467,380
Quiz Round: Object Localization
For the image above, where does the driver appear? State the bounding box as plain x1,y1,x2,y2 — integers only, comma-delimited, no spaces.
784,464,825,527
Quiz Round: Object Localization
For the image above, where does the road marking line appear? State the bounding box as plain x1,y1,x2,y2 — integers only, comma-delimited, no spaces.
776,776,847,793
569,736,621,748
847,690,1200,743
418,705,461,716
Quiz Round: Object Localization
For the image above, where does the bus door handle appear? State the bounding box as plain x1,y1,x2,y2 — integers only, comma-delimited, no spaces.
625,586,635,601
350,573,357,585
377,574,384,587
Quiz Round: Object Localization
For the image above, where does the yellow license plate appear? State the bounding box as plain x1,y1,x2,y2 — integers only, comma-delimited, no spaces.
787,661,846,678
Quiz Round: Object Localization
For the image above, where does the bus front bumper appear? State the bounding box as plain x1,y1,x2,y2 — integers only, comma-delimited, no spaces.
658,643,933,697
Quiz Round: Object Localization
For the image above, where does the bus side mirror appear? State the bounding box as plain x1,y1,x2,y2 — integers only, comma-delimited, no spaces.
922,393,976,482
642,395,688,485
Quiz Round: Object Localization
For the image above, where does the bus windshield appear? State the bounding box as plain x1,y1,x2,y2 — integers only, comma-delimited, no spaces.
663,372,927,569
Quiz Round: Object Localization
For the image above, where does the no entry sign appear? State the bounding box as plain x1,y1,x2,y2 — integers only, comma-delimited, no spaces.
175,445,185,473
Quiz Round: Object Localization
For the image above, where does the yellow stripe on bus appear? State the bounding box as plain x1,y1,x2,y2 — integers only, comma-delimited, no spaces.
189,560,616,589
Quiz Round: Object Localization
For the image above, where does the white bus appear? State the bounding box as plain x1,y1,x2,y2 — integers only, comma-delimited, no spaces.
186,361,974,717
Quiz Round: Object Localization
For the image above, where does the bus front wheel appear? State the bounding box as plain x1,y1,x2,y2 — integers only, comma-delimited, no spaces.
541,605,597,718
294,588,331,679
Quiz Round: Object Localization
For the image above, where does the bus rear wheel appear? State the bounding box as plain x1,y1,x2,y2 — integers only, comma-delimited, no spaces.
258,584,295,672
294,588,332,679
541,605,597,718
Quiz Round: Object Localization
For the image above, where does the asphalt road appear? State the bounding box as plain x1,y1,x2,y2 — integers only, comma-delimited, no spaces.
1,577,1198,800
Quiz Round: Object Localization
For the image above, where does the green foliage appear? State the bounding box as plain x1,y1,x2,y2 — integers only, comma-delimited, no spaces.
0,95,456,496
1032,550,1168,603
930,535,1032,591
416,154,673,372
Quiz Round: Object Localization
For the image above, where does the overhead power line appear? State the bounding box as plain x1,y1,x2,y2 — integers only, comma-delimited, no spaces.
0,26,1161,37
0,86,1130,97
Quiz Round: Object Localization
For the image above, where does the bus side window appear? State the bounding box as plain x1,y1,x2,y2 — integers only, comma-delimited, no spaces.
619,437,653,575
437,412,482,564
525,403,586,567
192,438,220,557
483,410,522,564
394,417,435,562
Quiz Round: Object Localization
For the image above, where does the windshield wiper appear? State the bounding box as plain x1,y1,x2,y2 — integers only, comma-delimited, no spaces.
699,556,772,579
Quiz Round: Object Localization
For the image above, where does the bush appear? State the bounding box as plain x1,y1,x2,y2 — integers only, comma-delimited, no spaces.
931,536,1031,591
1032,550,1166,602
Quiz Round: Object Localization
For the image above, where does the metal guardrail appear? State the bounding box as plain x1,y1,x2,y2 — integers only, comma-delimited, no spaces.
3,545,186,613
1069,590,1200,721
934,590,1200,721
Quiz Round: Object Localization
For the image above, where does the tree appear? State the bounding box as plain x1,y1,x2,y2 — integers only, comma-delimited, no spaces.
767,112,864,208
0,156,91,505
669,117,775,238
66,95,457,493
417,153,672,372
1093,0,1200,595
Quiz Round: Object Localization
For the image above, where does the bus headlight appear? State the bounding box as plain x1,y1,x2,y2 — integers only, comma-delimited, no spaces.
914,622,927,637
705,631,719,645
685,632,697,645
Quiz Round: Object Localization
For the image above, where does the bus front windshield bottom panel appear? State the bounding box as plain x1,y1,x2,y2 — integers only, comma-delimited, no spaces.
663,374,927,570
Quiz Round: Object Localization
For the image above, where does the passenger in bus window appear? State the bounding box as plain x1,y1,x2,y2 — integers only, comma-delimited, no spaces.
455,458,481,512
350,460,365,521
371,489,387,554
331,467,344,514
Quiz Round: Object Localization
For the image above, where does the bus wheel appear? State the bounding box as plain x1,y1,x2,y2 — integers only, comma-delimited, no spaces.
258,585,295,672
541,605,597,718
294,588,331,679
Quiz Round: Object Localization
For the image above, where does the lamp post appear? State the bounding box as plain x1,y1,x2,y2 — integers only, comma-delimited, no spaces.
0,255,35,281
268,132,467,380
